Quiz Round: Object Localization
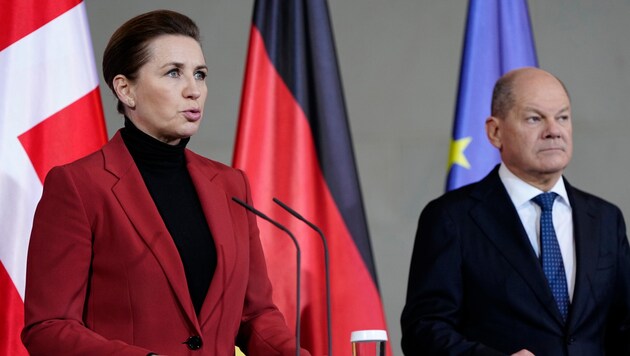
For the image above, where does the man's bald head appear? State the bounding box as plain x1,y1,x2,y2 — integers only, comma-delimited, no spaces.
491,67,570,119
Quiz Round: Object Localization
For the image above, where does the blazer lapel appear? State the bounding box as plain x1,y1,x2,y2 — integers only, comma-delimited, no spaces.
565,182,599,330
103,133,199,331
185,152,237,329
469,168,565,325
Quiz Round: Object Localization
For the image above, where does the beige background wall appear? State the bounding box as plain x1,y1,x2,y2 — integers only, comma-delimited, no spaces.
85,1,630,354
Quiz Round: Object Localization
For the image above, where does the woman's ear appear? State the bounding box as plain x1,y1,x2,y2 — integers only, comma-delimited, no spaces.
485,116,502,150
113,75,135,109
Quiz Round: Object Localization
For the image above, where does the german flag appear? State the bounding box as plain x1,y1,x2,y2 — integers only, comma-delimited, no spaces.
233,1,389,355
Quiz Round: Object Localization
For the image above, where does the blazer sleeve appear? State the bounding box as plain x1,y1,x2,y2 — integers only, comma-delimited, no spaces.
605,207,630,354
400,199,506,356
234,170,311,356
21,166,150,356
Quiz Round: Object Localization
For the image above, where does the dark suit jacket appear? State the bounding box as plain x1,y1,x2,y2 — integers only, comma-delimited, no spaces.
22,132,309,356
401,166,630,355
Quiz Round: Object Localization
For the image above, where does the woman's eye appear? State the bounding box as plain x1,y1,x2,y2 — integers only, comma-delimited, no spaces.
194,71,207,80
167,69,180,78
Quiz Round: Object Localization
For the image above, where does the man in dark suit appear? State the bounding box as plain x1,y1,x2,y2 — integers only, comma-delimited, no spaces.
401,67,630,355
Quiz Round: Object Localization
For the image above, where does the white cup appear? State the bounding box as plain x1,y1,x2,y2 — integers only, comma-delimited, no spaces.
350,330,387,356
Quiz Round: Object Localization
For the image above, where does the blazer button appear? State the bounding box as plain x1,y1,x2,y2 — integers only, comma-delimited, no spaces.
184,335,203,350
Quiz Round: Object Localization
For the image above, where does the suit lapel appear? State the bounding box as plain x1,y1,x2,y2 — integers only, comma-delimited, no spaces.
103,133,199,331
185,152,237,329
469,168,565,325
565,183,599,330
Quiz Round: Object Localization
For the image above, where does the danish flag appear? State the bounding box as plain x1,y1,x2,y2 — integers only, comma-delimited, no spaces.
0,1,107,353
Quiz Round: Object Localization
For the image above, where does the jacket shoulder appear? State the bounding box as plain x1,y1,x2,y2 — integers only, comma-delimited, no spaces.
424,180,481,213
563,175,624,217
42,145,108,184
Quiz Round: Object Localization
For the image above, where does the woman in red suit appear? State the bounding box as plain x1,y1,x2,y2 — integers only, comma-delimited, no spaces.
21,10,308,356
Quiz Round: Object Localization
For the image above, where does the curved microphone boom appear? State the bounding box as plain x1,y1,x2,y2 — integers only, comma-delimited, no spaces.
231,197,301,356
273,197,332,356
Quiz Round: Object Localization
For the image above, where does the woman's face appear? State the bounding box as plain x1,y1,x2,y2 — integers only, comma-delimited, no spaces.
126,35,208,145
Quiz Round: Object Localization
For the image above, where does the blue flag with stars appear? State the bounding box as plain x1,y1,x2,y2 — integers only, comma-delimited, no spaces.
446,0,538,191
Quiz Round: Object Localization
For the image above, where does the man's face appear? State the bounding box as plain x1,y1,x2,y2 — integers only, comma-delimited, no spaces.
487,69,573,187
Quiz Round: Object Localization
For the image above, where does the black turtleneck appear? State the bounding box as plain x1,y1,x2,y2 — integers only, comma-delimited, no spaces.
121,118,216,315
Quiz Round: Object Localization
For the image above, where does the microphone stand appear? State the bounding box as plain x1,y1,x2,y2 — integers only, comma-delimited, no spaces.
231,197,301,356
273,197,332,356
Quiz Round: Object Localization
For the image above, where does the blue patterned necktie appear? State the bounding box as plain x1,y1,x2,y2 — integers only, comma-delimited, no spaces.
532,192,570,322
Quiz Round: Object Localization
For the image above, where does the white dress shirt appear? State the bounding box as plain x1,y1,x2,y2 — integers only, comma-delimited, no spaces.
498,163,576,300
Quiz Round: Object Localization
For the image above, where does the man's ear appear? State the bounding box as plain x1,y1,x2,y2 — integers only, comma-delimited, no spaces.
485,116,502,150
113,74,135,109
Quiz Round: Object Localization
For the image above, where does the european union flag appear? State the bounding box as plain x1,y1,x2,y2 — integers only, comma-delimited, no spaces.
446,0,538,191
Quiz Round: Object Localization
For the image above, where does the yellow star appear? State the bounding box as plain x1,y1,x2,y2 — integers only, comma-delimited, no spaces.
448,136,472,170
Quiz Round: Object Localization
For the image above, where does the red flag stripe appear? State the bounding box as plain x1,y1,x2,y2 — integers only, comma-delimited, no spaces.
19,88,107,183
235,27,388,356
0,0,82,51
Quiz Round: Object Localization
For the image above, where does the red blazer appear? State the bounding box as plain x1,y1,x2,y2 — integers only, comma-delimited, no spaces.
22,132,309,356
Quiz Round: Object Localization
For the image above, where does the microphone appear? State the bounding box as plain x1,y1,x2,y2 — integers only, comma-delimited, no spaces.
273,197,332,356
231,197,301,356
